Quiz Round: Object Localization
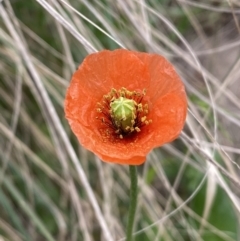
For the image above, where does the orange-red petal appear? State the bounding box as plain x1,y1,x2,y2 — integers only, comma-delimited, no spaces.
64,49,187,165
65,49,151,127
132,51,185,103
147,91,187,147
66,117,150,165
72,49,150,100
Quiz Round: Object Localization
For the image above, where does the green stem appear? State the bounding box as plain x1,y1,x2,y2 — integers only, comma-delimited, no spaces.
126,165,138,241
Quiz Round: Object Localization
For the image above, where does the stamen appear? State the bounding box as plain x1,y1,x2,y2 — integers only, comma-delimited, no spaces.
137,104,143,112
96,87,152,139
125,126,130,131
135,127,141,132
141,116,147,123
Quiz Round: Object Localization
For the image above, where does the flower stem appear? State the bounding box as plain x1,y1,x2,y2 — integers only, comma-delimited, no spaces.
126,165,138,241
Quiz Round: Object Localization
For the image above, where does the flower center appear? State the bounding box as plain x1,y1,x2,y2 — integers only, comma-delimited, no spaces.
110,97,136,133
96,87,152,139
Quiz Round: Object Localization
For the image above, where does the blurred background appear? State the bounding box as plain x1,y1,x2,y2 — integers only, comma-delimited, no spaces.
0,0,240,240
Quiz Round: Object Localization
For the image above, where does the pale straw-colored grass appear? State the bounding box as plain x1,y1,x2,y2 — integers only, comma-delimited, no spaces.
0,0,240,240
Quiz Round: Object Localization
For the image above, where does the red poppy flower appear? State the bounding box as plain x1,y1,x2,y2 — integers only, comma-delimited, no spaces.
64,49,187,165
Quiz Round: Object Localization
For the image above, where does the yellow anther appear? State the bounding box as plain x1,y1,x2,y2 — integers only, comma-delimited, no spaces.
137,104,143,112
125,126,131,131
141,116,147,122
135,127,141,132
120,91,125,97
127,91,132,96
